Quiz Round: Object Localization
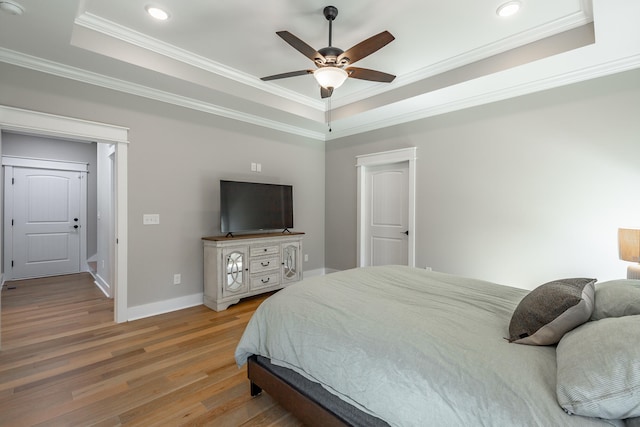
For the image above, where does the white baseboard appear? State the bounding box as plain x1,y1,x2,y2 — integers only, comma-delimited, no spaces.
304,268,340,278
93,273,111,298
303,268,325,278
127,293,204,321
125,268,340,322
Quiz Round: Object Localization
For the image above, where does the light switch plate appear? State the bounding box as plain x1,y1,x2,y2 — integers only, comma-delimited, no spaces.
143,214,160,225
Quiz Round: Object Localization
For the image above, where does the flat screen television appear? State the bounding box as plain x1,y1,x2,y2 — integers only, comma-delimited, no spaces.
220,180,293,235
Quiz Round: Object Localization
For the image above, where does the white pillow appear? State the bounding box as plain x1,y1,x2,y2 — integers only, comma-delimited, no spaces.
592,279,640,320
556,315,640,419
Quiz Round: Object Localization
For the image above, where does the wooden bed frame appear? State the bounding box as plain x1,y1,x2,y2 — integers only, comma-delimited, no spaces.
247,355,389,427
247,355,350,426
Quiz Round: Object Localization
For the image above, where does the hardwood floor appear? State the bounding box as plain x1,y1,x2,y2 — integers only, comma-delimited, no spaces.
0,273,302,426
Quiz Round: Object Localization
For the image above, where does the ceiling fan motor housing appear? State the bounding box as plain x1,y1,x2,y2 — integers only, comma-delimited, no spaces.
317,46,346,66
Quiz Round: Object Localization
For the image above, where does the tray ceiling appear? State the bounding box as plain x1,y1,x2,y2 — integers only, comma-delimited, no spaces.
0,0,639,141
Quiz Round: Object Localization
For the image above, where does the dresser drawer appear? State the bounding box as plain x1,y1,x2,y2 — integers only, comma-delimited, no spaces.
250,245,279,257
250,256,280,273
250,272,280,290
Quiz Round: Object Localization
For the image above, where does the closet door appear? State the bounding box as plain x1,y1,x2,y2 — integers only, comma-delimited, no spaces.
365,162,409,266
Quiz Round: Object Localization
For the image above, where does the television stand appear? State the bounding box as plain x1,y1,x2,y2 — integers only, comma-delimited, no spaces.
202,232,304,311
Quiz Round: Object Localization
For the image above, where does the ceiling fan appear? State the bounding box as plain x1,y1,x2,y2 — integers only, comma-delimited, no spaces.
261,5,396,99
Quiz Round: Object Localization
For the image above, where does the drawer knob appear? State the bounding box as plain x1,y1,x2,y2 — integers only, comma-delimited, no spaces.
261,261,270,267
261,278,270,284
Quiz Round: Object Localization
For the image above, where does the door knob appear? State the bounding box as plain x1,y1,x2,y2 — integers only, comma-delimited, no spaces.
404,230,409,235
74,218,79,221
73,225,79,229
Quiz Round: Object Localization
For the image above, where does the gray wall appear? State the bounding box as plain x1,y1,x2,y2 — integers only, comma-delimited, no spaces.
2,133,98,257
326,68,640,289
3,59,639,303
0,62,325,307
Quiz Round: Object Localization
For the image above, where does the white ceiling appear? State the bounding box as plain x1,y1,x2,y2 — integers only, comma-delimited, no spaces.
0,0,638,141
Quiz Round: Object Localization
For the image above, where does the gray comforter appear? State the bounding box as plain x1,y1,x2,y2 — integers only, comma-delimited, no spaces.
235,265,623,426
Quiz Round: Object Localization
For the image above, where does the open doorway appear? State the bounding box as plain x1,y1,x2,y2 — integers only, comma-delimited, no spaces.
0,105,128,324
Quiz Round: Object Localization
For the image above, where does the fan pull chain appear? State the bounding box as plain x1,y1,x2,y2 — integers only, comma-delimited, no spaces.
327,97,332,132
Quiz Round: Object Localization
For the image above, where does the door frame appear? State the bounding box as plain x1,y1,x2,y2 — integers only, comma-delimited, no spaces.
0,105,129,323
356,147,417,268
3,157,89,280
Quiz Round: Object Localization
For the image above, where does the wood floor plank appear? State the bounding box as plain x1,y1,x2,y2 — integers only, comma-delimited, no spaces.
240,403,299,427
0,274,299,426
118,367,245,425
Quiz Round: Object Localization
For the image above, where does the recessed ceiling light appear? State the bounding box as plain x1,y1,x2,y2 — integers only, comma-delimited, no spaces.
496,1,521,17
0,0,25,15
145,5,169,21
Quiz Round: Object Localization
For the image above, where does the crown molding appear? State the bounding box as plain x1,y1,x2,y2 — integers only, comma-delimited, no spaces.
332,8,593,108
74,12,325,112
0,48,326,141
4,45,638,144
73,3,594,112
326,52,640,140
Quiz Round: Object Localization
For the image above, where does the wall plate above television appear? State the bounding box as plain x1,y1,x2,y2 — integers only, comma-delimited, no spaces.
220,180,293,237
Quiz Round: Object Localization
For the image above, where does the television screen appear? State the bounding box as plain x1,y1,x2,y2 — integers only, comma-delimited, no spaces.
220,180,293,234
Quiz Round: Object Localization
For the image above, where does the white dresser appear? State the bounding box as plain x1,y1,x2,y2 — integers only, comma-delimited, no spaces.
202,232,304,311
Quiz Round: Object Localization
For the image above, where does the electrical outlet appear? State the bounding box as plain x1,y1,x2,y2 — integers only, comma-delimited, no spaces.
304,254,309,262
173,273,181,285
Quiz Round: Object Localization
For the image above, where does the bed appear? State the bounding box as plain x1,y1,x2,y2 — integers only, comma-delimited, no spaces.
235,265,640,426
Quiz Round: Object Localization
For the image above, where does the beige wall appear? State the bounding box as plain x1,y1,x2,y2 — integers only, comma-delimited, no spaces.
0,62,325,307
325,68,640,289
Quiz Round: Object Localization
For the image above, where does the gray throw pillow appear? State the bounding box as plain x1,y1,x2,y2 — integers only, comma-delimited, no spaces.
556,315,640,419
591,279,640,320
508,278,595,345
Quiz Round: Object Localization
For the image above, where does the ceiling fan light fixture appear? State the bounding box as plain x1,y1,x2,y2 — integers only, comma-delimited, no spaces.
145,5,169,21
313,67,348,89
0,1,24,15
496,1,521,17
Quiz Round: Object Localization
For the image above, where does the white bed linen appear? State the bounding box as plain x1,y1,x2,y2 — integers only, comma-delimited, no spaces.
235,265,623,427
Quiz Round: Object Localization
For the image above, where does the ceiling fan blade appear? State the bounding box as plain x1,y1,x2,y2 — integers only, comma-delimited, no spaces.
320,86,334,98
338,31,395,65
261,70,313,81
276,31,326,63
347,67,396,83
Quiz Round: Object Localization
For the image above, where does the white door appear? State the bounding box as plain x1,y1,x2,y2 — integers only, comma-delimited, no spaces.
356,147,417,268
6,166,85,279
365,163,409,266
